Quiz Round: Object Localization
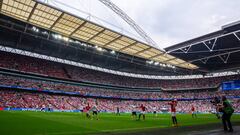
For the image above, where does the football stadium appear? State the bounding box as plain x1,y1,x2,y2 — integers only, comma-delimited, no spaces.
0,0,240,135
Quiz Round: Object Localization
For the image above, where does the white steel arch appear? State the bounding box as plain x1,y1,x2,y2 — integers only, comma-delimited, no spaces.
98,0,159,49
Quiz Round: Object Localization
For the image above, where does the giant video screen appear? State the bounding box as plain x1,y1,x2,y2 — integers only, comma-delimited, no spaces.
222,80,240,91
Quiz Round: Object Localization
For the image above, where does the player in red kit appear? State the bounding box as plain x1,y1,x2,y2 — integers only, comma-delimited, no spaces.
168,99,178,127
191,105,197,118
85,103,91,119
138,104,146,120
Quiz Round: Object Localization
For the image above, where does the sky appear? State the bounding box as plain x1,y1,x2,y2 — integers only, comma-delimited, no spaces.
44,0,240,49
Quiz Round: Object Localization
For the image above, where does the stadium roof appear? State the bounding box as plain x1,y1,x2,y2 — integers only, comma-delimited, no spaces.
0,0,198,70
165,21,240,72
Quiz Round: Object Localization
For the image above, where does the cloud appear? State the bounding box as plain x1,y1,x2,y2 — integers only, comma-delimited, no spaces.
46,0,240,49
112,0,240,48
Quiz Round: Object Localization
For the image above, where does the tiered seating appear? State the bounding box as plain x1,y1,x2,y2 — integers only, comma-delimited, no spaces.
0,52,68,78
2,74,240,100
0,51,240,90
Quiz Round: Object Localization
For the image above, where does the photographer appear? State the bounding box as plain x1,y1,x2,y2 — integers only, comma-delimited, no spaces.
219,96,234,132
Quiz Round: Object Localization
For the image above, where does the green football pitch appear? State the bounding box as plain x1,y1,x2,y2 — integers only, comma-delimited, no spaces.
0,111,240,135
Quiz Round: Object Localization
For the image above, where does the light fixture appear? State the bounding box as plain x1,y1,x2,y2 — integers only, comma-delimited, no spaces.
32,26,39,32
154,62,159,65
110,50,115,54
62,37,69,42
97,47,103,51
42,31,48,35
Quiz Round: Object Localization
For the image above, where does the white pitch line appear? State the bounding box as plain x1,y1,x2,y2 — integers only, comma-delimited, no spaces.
101,125,167,132
33,126,166,135
34,130,98,135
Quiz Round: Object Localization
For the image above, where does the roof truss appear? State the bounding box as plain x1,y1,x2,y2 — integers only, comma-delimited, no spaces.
0,0,197,69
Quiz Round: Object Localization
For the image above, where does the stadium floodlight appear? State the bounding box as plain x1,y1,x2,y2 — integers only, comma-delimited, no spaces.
146,60,154,64
69,39,74,43
52,34,69,42
167,64,170,68
95,46,104,52
154,62,159,65
166,64,175,68
74,40,80,44
42,31,48,35
81,43,87,47
32,26,39,32
97,47,103,51
110,50,116,54
52,34,62,40
58,35,62,40
87,44,93,48
62,37,69,42
163,63,176,69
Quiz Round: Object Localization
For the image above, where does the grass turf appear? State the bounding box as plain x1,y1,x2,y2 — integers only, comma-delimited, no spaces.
0,111,240,135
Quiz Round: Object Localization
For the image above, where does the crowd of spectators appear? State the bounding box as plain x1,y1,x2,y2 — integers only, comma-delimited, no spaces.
1,74,240,100
1,52,240,113
0,90,239,113
1,52,240,90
